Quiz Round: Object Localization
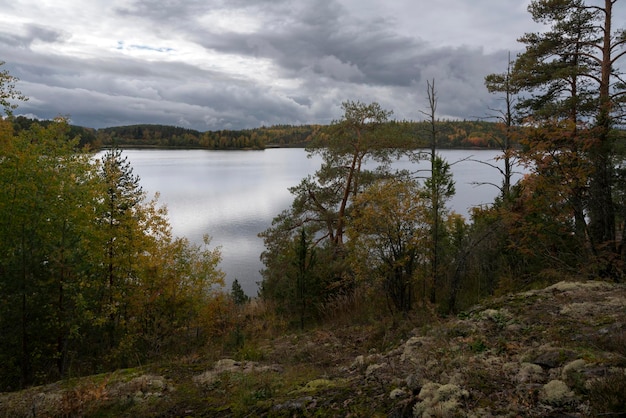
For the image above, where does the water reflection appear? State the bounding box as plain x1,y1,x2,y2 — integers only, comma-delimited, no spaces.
101,148,516,295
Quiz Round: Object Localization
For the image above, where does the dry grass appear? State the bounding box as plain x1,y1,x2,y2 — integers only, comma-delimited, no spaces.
587,371,626,415
3,280,626,417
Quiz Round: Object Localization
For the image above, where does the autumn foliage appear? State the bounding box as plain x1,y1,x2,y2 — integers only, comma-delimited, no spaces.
0,117,228,391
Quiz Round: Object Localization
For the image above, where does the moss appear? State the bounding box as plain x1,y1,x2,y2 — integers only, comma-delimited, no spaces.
293,378,346,394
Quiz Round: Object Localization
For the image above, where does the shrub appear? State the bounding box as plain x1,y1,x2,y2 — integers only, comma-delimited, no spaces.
587,370,626,415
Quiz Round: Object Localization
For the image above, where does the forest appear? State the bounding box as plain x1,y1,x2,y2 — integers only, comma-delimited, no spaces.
75,119,505,150
10,109,519,151
0,1,625,415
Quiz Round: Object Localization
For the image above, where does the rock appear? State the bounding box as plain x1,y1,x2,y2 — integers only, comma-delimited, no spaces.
365,363,387,378
214,358,241,371
193,359,280,386
547,280,612,293
272,396,314,412
532,348,578,369
148,377,165,390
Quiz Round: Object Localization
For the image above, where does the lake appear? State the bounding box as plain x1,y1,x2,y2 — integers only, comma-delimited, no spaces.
99,148,517,295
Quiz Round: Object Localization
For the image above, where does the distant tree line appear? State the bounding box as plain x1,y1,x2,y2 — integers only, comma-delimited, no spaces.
95,123,318,149
95,121,512,150
9,116,518,151
5,119,511,151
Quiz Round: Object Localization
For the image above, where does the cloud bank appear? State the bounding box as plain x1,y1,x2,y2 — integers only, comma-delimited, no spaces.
1,0,562,130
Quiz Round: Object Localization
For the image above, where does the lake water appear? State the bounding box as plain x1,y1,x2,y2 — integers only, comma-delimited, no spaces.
100,148,516,295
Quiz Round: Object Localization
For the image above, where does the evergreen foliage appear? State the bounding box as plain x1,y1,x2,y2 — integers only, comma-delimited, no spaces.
231,279,250,305
94,120,511,150
509,0,625,277
1,119,512,150
0,117,225,391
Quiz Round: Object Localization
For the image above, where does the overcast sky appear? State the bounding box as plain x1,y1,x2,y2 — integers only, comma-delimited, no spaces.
0,0,580,131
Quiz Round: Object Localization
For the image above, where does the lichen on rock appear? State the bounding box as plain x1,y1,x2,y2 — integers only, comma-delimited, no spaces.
412,381,469,417
539,379,575,406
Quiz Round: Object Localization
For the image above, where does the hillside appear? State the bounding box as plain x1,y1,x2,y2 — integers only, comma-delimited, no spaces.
94,120,506,150
95,124,322,149
1,280,625,417
8,117,519,150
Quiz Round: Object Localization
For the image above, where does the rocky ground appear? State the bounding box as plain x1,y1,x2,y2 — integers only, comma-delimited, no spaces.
1,280,625,417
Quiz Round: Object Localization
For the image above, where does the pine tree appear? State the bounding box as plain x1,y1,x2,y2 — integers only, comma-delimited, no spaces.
96,147,145,350
513,0,626,274
231,279,250,305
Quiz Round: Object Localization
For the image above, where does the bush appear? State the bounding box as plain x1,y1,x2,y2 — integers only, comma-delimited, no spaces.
587,371,626,415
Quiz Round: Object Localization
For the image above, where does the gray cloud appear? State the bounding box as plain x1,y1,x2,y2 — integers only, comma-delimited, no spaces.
0,23,67,48
0,0,558,130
